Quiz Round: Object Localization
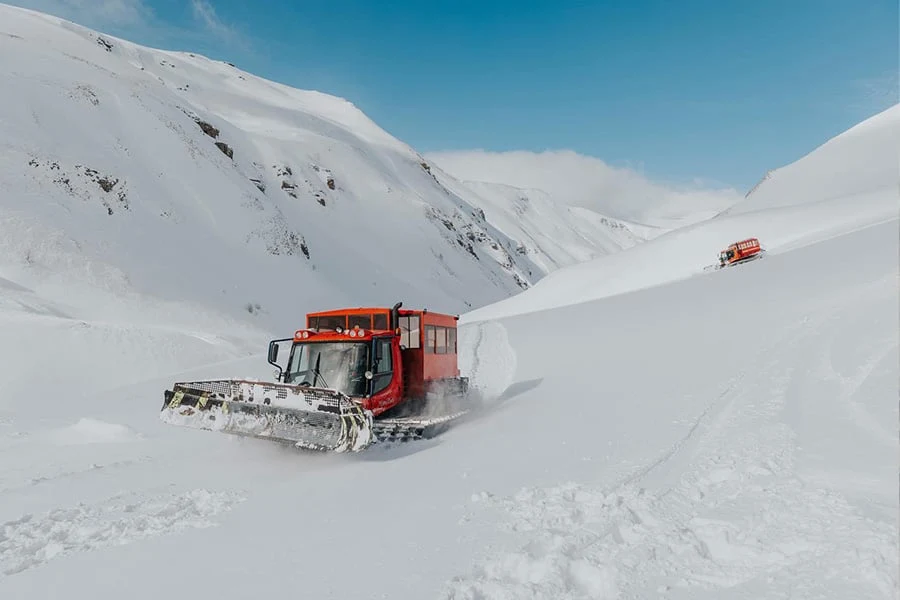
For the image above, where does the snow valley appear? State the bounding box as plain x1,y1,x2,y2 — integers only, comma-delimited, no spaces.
0,4,897,600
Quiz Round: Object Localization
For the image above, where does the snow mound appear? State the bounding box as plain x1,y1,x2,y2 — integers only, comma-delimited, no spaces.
47,419,142,445
459,320,517,401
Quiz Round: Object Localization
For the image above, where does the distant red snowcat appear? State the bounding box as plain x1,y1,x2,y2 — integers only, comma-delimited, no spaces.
159,302,471,452
716,237,763,269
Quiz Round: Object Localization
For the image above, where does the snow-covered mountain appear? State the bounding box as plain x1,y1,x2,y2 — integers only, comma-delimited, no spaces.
427,148,744,229
0,4,659,333
420,175,651,276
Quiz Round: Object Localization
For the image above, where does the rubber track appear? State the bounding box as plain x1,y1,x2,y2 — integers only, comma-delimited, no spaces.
371,411,469,444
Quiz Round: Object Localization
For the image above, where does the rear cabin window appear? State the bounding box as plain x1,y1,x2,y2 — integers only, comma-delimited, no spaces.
424,325,457,354
399,315,420,349
435,327,448,354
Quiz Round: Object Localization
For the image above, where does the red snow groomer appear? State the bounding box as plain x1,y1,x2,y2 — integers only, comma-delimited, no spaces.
716,237,763,269
159,302,471,452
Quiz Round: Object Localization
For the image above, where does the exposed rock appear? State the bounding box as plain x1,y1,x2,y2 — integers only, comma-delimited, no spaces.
97,176,118,192
215,141,233,159
197,120,219,138
326,177,335,190
97,37,113,52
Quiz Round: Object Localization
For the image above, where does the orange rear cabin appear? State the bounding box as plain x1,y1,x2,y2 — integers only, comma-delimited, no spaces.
305,303,460,402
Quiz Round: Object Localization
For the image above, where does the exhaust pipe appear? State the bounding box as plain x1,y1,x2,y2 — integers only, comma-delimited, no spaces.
390,301,402,330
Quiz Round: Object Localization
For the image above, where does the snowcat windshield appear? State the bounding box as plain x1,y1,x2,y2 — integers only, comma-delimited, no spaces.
284,342,369,397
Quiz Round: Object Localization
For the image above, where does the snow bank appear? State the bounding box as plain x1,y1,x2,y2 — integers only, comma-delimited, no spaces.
46,419,142,445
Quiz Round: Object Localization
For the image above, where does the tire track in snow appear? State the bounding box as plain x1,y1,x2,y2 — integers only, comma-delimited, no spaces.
445,306,898,599
0,488,244,577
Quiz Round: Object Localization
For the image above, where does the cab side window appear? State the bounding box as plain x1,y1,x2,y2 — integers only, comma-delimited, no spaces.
374,338,392,373
371,337,393,394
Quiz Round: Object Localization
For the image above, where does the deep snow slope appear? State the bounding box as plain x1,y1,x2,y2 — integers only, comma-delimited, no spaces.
0,3,634,331
1,207,894,600
462,103,900,323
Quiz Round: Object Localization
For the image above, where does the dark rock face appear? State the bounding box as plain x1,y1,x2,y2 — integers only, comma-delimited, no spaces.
197,120,219,138
215,142,233,159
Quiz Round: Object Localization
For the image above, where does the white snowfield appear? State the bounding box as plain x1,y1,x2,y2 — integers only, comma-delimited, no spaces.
0,4,898,600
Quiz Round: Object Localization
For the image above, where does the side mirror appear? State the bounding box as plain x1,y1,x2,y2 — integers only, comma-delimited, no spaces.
268,342,279,363
364,370,373,380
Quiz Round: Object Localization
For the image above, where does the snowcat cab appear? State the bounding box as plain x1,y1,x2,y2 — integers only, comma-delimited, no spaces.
159,302,470,452
717,237,762,268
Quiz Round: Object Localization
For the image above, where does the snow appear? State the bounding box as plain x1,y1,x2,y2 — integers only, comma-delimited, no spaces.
0,5,897,600
462,104,900,323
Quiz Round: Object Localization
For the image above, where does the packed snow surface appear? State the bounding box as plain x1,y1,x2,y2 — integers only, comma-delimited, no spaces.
1,5,897,600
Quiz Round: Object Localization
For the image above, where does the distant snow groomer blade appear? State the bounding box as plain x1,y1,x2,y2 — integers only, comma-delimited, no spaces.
159,380,374,452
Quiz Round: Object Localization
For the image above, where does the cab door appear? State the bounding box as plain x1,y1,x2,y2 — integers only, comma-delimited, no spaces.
368,336,398,410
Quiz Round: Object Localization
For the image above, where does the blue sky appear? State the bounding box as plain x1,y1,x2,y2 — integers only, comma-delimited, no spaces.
8,0,898,190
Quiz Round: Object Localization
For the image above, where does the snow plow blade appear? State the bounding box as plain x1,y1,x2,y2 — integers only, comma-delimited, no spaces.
160,380,374,452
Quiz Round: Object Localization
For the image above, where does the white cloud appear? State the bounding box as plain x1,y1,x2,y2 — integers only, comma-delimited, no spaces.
426,149,742,228
6,0,151,28
190,0,238,41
